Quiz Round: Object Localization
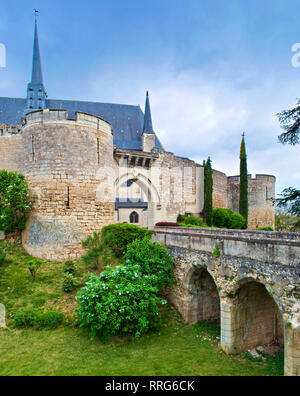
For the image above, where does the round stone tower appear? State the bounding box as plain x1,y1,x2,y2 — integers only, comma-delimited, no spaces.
22,109,115,261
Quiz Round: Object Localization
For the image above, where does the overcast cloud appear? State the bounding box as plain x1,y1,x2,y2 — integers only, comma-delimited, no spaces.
0,0,299,195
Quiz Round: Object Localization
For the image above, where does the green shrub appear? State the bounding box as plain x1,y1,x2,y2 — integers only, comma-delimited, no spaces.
177,214,185,223
0,250,6,265
230,212,247,229
101,224,153,257
212,208,246,229
34,311,63,330
212,243,221,258
182,216,203,227
13,307,39,329
76,267,166,340
27,260,43,279
124,238,175,288
0,170,32,233
257,227,274,231
62,273,78,293
82,231,102,269
63,260,76,275
14,308,63,330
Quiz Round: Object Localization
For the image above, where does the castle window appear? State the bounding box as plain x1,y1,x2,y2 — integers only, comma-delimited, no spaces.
130,211,139,224
0,129,3,136
266,187,269,200
130,157,136,166
144,158,151,169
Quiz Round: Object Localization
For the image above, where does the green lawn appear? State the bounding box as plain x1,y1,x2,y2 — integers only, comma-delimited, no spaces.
0,240,283,376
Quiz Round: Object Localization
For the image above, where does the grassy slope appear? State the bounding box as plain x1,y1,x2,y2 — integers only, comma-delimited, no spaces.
0,240,283,376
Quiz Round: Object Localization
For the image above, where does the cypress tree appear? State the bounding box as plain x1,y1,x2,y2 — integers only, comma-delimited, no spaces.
204,157,213,226
239,134,248,228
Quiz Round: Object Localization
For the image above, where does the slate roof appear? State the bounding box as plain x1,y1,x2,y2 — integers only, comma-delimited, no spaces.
0,96,164,151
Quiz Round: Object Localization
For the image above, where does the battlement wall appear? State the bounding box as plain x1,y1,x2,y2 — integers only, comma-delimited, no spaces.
24,109,112,135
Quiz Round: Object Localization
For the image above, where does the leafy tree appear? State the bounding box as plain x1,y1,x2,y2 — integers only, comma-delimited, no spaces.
274,188,300,231
239,135,248,228
0,170,32,233
275,101,300,229
204,157,213,226
277,99,300,145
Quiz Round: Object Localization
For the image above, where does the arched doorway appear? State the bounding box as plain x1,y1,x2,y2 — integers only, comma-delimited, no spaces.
234,281,284,351
187,268,220,324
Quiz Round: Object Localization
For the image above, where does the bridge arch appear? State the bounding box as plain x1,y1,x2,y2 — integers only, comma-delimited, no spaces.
186,266,220,324
222,278,284,353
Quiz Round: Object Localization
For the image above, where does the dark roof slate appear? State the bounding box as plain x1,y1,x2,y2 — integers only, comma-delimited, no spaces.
0,97,163,150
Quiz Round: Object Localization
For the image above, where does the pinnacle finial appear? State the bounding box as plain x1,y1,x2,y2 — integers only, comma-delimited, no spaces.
143,91,154,134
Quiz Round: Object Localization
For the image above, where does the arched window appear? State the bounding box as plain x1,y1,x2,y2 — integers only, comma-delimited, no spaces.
130,211,139,224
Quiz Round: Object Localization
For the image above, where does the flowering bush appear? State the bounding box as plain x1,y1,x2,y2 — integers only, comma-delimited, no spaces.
0,170,32,233
155,222,179,227
124,238,175,288
76,265,166,340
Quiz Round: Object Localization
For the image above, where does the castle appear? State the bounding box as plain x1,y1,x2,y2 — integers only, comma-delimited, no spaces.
0,19,275,261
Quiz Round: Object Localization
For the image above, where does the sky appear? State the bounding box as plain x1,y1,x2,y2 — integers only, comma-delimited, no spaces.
0,0,299,195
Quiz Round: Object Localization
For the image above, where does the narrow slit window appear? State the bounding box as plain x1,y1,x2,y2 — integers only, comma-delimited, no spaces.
31,134,35,161
97,138,100,165
67,186,70,209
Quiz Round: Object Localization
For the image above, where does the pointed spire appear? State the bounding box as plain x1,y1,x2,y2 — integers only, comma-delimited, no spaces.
143,91,154,134
31,16,43,85
26,11,47,111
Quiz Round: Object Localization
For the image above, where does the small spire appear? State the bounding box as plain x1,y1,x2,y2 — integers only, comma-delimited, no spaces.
143,91,154,134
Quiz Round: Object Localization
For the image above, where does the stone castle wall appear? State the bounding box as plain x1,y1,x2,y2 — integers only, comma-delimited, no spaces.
228,174,276,229
213,170,228,209
0,134,24,173
21,110,115,261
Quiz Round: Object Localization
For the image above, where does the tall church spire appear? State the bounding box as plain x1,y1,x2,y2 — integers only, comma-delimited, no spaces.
143,91,154,134
26,11,47,111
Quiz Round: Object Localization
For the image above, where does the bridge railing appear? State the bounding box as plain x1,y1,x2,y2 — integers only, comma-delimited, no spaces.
153,227,300,266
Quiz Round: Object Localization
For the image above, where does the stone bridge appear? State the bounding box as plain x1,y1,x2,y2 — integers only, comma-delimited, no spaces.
153,227,300,376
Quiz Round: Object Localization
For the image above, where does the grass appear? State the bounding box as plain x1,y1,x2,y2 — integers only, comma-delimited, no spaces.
0,239,284,376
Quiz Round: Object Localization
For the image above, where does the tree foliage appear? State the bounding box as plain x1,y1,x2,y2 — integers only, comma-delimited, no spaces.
0,170,32,233
204,157,213,226
274,188,300,231
277,100,300,145
239,136,248,228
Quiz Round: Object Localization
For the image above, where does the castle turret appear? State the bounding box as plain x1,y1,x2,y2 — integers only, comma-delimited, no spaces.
22,109,115,261
26,16,47,111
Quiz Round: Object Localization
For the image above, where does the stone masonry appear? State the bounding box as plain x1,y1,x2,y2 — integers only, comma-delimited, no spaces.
21,110,115,261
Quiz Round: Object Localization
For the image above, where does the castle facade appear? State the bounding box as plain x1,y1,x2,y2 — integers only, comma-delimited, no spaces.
0,20,275,260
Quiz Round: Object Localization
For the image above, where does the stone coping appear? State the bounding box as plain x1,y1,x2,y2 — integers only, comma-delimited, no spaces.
154,226,300,246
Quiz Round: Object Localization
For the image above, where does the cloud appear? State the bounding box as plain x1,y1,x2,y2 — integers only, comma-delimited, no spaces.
87,63,299,196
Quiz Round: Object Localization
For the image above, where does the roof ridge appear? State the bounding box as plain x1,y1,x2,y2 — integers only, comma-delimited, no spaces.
48,97,141,109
